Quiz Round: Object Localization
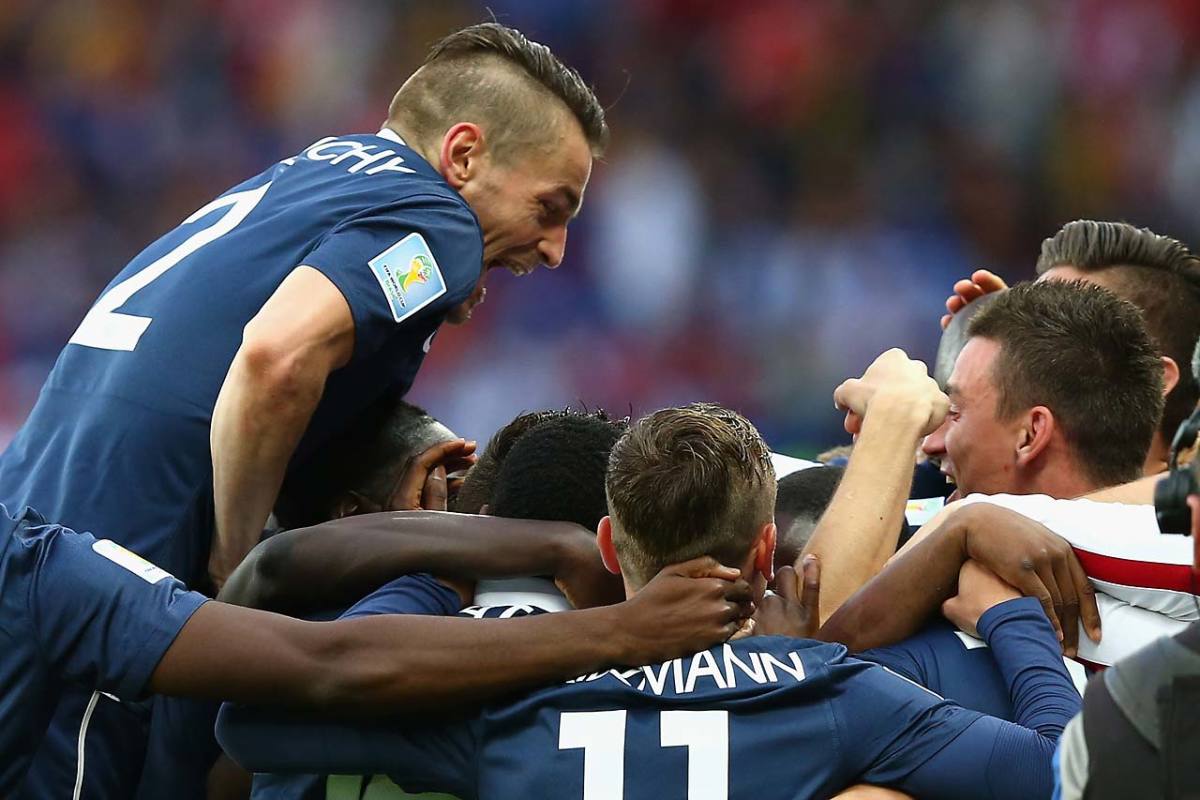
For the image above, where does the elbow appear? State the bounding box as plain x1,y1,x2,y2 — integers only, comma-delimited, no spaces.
232,333,323,407
219,546,281,610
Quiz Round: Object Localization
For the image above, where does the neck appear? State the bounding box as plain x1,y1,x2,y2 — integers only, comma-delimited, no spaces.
382,122,439,168
1019,465,1101,500
1144,434,1170,477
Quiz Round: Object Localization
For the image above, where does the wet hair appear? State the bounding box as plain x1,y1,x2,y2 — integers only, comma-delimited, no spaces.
606,403,775,586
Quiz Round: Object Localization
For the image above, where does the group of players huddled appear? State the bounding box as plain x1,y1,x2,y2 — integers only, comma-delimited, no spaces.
1,21,1197,800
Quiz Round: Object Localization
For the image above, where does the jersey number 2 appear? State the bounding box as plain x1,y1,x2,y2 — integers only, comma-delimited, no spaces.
559,710,729,800
69,183,271,352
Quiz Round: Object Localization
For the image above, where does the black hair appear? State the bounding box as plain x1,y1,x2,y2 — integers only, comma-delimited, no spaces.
274,394,444,529
773,466,845,570
490,412,628,531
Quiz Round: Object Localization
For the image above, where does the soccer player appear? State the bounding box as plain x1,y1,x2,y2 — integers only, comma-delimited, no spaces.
249,408,630,798
138,395,470,798
940,220,1200,476
218,404,1082,799
1,22,605,796
818,282,1192,663
0,500,754,797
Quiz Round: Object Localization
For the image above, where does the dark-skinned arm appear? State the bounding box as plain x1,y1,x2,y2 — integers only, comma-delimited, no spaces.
820,503,1100,654
155,557,752,713
219,511,613,614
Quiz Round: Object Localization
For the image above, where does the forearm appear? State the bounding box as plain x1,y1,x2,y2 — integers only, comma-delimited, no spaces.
979,598,1081,737
895,716,1057,800
156,602,636,713
802,397,931,622
820,508,973,650
220,512,587,612
209,350,324,589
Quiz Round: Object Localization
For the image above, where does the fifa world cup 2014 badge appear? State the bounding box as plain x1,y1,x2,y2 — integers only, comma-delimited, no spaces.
369,233,448,322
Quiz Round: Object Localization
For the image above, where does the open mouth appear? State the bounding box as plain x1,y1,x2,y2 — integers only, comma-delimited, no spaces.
941,468,960,502
488,260,536,277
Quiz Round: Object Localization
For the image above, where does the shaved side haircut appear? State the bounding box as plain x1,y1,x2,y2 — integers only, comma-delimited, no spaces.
1036,220,1200,446
388,23,608,161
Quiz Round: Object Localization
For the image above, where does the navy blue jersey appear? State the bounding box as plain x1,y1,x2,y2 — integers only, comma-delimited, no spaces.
0,129,482,585
860,619,1017,720
251,574,468,800
220,598,1081,800
0,504,207,794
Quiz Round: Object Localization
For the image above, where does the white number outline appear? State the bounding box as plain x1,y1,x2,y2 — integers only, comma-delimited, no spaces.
558,710,729,800
69,182,271,352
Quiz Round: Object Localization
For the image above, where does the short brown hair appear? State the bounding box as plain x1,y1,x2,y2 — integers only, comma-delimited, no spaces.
1036,220,1200,445
388,23,608,159
605,403,775,586
968,281,1164,487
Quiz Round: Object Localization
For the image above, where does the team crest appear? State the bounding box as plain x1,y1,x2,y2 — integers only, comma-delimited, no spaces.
368,233,447,322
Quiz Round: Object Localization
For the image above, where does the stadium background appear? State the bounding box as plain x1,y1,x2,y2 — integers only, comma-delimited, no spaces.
2,0,1199,454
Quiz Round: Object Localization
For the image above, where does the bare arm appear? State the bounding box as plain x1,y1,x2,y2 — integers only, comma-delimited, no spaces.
209,267,355,589
153,558,753,713
820,503,1100,654
219,511,617,614
802,349,948,623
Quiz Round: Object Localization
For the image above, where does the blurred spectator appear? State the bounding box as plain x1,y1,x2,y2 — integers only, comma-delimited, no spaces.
4,0,1200,453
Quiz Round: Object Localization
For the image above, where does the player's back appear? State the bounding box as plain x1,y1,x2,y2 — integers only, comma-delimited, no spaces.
464,636,972,800
0,131,481,582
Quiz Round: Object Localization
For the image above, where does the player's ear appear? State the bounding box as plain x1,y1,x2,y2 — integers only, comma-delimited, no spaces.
753,522,777,583
439,122,486,189
1161,356,1180,399
596,516,622,576
1015,406,1054,468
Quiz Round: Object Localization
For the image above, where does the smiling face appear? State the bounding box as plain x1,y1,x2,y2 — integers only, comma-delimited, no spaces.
922,337,1022,498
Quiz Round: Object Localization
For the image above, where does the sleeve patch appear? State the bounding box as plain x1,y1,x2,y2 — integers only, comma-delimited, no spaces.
367,232,448,323
92,539,174,584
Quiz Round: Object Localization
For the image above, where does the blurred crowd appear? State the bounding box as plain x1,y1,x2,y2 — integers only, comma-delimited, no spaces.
4,0,1200,450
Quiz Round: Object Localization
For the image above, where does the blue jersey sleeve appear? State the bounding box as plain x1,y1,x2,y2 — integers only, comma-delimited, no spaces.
215,705,478,799
341,573,462,619
859,621,1016,719
301,194,482,360
27,523,208,700
842,598,1081,799
976,597,1080,738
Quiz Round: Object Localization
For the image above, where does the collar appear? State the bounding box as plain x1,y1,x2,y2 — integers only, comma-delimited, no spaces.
474,577,571,613
376,126,408,147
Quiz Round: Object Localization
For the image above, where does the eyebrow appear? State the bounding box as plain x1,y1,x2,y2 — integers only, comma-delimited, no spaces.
945,382,961,398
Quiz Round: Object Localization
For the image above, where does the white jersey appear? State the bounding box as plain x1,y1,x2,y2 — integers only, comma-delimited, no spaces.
956,493,1197,666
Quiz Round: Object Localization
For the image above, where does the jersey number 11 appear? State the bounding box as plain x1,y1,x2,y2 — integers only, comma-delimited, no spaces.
559,710,729,800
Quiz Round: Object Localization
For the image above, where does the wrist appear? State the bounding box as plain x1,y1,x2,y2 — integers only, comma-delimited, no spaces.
977,596,1040,642
861,392,932,436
